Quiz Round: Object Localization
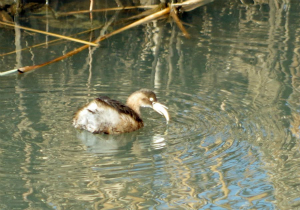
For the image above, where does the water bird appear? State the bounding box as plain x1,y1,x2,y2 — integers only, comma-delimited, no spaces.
73,89,169,134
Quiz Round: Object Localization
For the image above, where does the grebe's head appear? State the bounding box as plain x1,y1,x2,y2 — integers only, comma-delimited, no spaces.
126,89,170,123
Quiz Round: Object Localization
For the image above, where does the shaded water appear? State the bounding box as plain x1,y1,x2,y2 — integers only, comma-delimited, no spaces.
1,0,300,209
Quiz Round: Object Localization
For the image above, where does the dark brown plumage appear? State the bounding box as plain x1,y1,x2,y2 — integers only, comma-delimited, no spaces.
95,96,143,124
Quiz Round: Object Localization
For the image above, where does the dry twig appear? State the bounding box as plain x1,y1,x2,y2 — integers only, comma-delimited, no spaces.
0,21,98,46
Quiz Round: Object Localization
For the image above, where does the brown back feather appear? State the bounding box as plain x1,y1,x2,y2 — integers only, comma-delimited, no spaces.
95,96,143,123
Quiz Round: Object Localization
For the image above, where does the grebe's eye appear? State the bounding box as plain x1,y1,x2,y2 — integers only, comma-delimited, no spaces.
149,97,154,102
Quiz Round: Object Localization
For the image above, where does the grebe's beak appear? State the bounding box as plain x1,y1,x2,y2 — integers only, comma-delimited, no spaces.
152,102,170,123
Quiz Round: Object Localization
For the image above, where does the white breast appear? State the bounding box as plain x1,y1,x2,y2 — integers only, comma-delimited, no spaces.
73,101,121,133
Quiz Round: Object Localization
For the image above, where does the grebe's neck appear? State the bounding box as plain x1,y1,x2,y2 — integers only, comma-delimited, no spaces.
126,93,143,116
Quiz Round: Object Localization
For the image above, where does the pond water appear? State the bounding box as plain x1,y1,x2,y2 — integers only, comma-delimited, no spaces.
1,0,300,209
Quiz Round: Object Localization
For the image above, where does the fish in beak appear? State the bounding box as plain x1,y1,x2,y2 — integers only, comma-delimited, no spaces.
152,102,170,123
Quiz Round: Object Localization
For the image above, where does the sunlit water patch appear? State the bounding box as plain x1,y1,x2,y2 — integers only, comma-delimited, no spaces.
0,74,279,209
60,87,276,209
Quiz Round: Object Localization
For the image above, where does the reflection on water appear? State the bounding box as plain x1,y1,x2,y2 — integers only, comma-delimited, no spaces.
1,0,300,209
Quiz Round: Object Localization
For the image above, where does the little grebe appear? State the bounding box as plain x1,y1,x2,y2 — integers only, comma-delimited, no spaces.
73,89,169,134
